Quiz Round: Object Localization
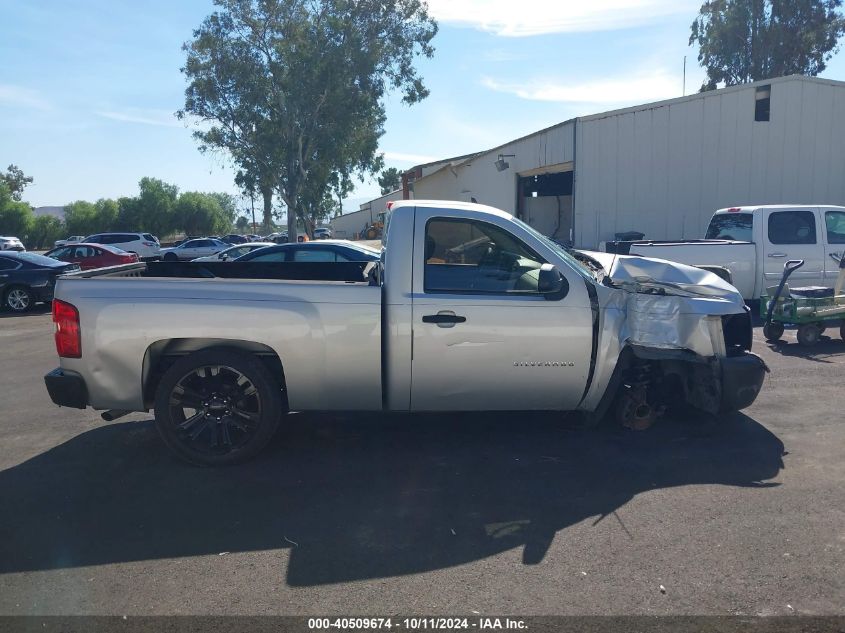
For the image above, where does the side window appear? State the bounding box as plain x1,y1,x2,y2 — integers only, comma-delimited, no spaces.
825,211,845,244
768,211,817,245
100,235,119,245
293,249,336,262
424,218,546,294
51,247,72,259
87,235,102,243
0,258,18,270
250,250,287,262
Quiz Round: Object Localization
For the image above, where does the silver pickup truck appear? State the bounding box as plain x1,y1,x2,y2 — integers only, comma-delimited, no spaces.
45,201,767,465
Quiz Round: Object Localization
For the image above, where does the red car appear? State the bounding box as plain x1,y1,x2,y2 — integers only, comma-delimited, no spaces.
43,243,140,270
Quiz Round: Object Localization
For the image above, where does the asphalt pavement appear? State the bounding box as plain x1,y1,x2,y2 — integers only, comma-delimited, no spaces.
0,306,843,615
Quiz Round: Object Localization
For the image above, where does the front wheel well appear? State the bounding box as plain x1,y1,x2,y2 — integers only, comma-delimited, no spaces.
143,338,287,409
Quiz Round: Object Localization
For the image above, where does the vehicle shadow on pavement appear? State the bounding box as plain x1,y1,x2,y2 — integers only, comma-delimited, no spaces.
0,412,784,585
764,335,845,362
0,304,51,319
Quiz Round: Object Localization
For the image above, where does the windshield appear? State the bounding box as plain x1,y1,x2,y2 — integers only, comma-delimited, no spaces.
509,215,597,282
706,213,753,241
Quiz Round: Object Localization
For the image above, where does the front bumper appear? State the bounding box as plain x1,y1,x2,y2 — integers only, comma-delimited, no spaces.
719,352,768,412
44,367,89,409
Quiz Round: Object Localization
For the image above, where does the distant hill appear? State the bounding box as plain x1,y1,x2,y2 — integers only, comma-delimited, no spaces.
33,206,65,221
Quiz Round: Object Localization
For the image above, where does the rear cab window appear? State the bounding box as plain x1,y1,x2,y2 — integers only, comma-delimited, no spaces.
706,213,753,241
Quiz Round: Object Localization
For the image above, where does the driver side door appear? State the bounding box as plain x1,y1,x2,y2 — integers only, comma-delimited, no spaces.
410,211,593,412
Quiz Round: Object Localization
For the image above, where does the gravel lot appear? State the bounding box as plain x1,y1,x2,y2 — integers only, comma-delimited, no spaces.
0,306,843,616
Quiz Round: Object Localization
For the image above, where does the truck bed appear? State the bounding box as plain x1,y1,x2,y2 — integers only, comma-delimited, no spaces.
53,260,383,413
66,260,376,283
601,240,757,299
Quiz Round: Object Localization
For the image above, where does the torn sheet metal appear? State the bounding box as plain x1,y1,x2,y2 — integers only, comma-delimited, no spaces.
581,250,746,357
581,250,745,310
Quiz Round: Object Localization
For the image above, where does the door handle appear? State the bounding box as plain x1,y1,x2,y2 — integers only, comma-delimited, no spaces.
768,253,787,258
829,252,842,263
422,313,466,325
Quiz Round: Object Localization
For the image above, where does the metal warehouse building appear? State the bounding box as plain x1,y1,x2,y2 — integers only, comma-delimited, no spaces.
397,75,845,248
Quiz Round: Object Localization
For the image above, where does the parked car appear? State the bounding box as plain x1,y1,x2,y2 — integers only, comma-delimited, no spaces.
44,200,765,465
601,205,845,300
171,236,202,248
271,232,289,244
233,239,381,263
44,243,139,270
84,232,161,259
0,251,79,312
313,227,333,239
54,235,86,248
160,238,230,261
220,234,249,245
0,236,25,252
246,235,263,242
191,242,275,262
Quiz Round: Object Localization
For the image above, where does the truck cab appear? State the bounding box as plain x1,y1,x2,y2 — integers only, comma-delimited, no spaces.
706,205,845,293
604,205,845,300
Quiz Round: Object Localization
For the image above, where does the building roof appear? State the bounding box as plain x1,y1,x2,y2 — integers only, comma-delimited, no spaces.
33,206,66,220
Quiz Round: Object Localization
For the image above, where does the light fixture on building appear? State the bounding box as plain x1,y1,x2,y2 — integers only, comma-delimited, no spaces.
495,154,515,172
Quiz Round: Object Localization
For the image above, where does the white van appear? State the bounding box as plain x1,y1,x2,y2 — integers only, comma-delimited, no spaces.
84,232,161,259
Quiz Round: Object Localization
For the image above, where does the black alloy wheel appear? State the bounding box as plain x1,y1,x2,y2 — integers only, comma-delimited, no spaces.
154,348,283,465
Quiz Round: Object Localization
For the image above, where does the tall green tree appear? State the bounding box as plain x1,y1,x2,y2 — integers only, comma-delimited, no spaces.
115,178,179,236
378,167,402,195
207,192,238,227
1,165,34,202
63,200,100,236
94,198,119,230
179,0,437,242
174,192,230,235
27,215,64,249
0,182,33,236
235,216,250,232
690,0,845,90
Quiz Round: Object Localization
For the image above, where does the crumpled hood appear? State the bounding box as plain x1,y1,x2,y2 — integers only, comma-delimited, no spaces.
578,250,745,310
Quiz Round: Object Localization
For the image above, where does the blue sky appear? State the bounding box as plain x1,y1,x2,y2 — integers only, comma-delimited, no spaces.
2,0,844,214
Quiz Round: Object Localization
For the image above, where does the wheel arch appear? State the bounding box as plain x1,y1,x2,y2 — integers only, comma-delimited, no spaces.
142,338,287,409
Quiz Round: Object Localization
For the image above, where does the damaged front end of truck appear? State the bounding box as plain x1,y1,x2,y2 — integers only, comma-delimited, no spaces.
577,252,768,429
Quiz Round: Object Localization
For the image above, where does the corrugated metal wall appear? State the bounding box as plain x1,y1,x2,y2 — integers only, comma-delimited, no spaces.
574,76,845,248
412,121,575,214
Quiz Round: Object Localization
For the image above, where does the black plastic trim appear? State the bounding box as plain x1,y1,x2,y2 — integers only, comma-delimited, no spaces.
719,352,768,413
577,281,600,406
44,368,88,409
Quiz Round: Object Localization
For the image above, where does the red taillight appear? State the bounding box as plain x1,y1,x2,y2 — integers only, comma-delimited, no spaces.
123,254,139,263
53,299,81,358
727,207,741,213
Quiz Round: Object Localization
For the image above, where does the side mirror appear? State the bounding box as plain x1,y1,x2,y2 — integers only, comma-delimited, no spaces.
220,254,229,261
538,264,569,301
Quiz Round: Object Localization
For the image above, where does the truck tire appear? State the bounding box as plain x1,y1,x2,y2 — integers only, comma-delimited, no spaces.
153,347,283,466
